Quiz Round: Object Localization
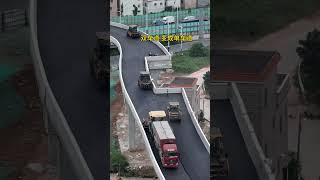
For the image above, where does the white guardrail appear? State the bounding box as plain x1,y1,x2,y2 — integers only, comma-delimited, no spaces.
229,83,275,180
110,36,165,180
29,0,94,179
111,21,209,152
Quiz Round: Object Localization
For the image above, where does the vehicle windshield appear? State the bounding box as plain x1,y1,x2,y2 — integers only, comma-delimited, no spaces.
166,151,178,157
170,106,178,111
140,75,150,80
130,26,137,31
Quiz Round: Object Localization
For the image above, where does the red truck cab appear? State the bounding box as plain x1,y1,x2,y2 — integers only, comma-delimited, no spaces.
162,143,179,168
151,121,180,168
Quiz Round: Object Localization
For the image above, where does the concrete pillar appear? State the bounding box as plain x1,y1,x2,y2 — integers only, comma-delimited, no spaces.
128,109,136,150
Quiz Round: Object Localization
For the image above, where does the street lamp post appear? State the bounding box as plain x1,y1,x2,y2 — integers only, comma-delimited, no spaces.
167,22,170,52
179,25,183,52
145,5,148,33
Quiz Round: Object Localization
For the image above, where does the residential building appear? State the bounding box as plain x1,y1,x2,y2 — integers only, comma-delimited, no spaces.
181,0,197,9
165,0,181,9
110,0,118,17
211,50,290,180
144,0,165,14
120,0,143,16
169,77,200,114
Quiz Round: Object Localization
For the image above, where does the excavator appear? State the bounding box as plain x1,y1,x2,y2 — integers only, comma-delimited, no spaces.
89,32,109,86
211,126,229,179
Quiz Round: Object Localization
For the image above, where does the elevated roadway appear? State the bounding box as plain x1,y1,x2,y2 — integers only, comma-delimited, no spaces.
37,0,107,179
213,100,258,180
111,26,209,180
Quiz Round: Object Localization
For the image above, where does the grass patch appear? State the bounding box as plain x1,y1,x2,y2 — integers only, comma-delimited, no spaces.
110,48,119,56
110,137,129,174
172,49,209,73
214,0,320,39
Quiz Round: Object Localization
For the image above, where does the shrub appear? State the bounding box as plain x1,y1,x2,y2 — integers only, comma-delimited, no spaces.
189,43,208,57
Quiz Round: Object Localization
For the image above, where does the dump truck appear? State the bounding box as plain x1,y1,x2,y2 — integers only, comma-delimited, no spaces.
138,71,152,90
150,121,180,168
127,25,140,38
211,126,229,178
89,32,109,85
167,102,182,121
142,111,167,129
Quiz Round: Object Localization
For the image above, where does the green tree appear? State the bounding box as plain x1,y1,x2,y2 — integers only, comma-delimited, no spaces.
203,71,210,93
296,28,320,103
189,43,208,57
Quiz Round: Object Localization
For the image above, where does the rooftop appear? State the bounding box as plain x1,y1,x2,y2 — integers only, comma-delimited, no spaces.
212,50,277,73
212,49,280,82
170,77,197,87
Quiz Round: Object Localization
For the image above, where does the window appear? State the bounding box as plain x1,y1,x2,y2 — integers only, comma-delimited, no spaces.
110,7,112,10
280,116,283,133
160,2,163,5
264,88,268,107
138,4,140,8
145,3,147,7
154,2,157,6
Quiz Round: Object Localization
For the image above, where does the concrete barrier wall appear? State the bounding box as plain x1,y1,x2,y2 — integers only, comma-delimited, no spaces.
110,36,165,180
182,88,210,152
210,82,229,100
29,0,94,180
228,83,275,180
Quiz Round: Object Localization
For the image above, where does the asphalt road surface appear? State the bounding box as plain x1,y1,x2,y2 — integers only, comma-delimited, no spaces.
111,26,210,180
213,100,258,180
37,0,108,179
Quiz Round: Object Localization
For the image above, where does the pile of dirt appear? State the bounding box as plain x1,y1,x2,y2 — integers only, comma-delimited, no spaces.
0,64,55,180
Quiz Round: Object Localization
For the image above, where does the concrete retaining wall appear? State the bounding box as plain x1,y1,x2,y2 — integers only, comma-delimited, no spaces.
110,36,165,180
228,83,275,180
210,82,229,100
29,0,94,179
182,88,210,152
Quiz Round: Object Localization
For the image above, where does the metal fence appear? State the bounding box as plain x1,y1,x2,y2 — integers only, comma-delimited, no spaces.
0,9,28,32
138,20,210,35
111,7,210,26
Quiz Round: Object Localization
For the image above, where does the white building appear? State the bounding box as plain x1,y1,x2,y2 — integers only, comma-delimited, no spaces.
144,0,165,14
120,0,143,16
110,0,118,17
165,0,181,9
181,0,197,9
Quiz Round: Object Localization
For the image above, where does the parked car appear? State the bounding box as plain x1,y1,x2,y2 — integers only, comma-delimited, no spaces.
183,16,197,21
153,19,165,26
181,16,199,23
162,16,175,24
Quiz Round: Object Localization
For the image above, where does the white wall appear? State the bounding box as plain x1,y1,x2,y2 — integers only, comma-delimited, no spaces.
121,0,143,16
145,0,165,13
166,0,181,8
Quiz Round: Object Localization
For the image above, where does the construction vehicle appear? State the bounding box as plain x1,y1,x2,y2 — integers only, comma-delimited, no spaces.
211,126,229,178
127,25,140,38
89,32,109,84
167,102,182,121
151,121,180,168
142,111,167,129
138,71,152,90
142,111,179,168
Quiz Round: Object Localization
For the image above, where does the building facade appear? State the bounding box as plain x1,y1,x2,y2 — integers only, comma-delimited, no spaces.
120,0,143,16
110,0,118,17
212,50,290,180
144,0,165,14
181,0,197,9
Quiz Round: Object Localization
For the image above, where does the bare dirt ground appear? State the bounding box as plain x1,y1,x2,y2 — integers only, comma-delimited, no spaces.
0,64,56,180
111,81,155,178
